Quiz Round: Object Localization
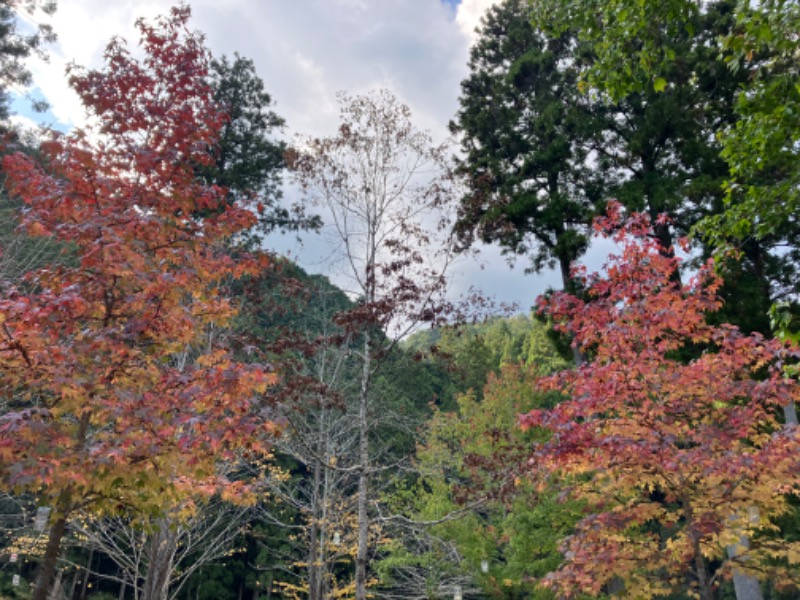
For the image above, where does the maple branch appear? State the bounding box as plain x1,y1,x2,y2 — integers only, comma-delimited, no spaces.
2,322,32,367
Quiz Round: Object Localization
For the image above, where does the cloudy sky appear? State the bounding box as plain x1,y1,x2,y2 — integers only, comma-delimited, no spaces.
13,0,576,314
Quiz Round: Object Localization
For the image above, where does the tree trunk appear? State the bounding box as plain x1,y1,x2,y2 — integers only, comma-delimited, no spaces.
32,496,70,600
141,521,179,600
727,532,763,600
69,567,80,600
33,412,91,600
685,496,715,600
47,570,63,600
264,573,273,599
355,330,371,600
320,438,333,600
308,453,322,600
78,547,94,600
731,568,764,599
558,255,584,367
784,402,798,427
692,540,714,600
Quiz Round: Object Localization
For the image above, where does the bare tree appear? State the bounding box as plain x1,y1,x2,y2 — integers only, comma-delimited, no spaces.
242,265,371,598
72,498,249,600
288,89,457,600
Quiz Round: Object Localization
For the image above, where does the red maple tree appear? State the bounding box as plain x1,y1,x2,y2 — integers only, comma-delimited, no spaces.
521,203,800,599
0,7,276,597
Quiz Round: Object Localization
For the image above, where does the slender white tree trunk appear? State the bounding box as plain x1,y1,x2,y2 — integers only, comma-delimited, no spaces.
727,534,763,600
355,330,371,600
785,401,798,427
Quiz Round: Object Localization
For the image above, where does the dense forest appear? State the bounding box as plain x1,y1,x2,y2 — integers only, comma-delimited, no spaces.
0,1,799,599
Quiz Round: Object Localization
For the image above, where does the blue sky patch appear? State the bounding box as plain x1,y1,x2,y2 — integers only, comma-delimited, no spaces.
10,89,69,132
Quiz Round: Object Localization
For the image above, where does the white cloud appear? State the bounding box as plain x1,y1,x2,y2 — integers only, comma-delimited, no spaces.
455,0,499,42
8,113,41,136
21,1,168,128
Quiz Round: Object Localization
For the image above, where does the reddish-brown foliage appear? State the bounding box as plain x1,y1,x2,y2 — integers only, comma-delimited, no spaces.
521,203,800,599
0,6,276,521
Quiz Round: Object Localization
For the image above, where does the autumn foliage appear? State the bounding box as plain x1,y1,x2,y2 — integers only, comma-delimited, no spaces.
521,203,800,599
0,7,276,588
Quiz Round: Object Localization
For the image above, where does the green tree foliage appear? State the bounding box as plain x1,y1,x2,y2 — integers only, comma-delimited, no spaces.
380,316,571,598
380,361,577,599
405,314,569,404
198,53,320,241
205,54,285,200
451,0,757,300
598,1,743,253
529,0,800,249
450,0,604,288
0,0,56,120
463,0,793,338
706,1,800,245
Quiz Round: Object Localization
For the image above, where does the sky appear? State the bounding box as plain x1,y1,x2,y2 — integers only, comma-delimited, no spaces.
12,0,581,315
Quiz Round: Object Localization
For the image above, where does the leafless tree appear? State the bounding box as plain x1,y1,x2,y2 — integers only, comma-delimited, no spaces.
71,498,249,600
288,89,458,600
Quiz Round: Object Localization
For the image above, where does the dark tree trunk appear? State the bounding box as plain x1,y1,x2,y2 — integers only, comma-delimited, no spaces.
32,413,90,600
684,496,715,600
31,490,72,600
78,547,94,600
558,253,584,367
31,513,68,600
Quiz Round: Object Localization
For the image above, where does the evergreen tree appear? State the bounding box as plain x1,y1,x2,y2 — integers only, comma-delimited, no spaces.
199,53,320,242
450,0,605,290
0,0,56,122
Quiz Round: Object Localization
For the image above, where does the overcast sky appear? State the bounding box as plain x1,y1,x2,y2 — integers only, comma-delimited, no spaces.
13,0,580,315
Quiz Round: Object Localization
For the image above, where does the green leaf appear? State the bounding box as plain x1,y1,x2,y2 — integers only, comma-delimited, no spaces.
653,77,667,92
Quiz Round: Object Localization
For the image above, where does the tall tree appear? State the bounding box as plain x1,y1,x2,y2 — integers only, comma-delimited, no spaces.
289,89,456,600
0,8,276,597
531,0,800,244
450,0,604,292
453,0,750,269
521,205,800,600
237,261,363,599
598,1,744,255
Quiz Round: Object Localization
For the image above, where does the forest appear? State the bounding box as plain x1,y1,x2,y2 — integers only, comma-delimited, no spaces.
0,0,799,599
